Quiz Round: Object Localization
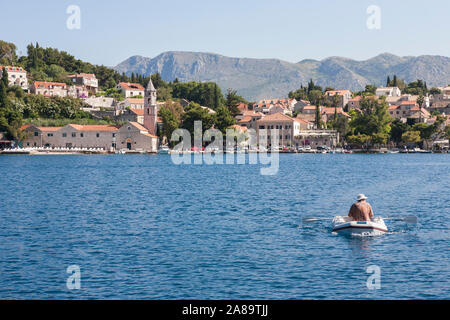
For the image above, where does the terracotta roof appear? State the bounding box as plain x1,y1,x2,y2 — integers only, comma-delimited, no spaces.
20,124,31,131
238,116,252,123
399,101,417,106
68,124,118,132
325,90,351,96
38,127,63,132
237,103,249,111
118,82,145,91
126,98,145,104
256,112,294,122
128,122,148,131
349,96,362,102
68,73,96,79
142,132,158,138
33,81,67,89
129,108,144,116
0,66,26,73
303,105,320,110
389,106,399,110
229,124,248,132
21,125,62,132
322,107,351,118
294,118,311,124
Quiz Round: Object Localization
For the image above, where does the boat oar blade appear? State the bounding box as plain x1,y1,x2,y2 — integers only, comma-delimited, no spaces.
302,217,333,223
402,216,418,223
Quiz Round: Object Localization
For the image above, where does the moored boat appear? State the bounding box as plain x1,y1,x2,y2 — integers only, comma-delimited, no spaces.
158,146,170,154
332,216,388,236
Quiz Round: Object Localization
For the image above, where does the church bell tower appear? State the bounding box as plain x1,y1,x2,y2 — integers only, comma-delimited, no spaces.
143,78,157,135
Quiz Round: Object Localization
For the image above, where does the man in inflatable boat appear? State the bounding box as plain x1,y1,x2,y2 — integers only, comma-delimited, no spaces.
348,194,374,221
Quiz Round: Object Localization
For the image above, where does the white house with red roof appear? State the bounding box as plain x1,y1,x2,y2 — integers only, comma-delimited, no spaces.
21,121,158,152
117,98,145,110
256,112,315,147
324,90,352,108
376,87,402,98
0,66,28,90
117,82,145,98
31,81,68,97
67,73,98,96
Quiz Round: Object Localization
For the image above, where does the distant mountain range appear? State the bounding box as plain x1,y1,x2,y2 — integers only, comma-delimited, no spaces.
114,52,450,101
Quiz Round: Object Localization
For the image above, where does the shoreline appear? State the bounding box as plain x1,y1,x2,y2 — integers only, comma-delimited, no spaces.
1,149,447,156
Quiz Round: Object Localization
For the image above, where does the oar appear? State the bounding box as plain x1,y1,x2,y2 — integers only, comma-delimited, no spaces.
302,216,418,223
302,217,334,223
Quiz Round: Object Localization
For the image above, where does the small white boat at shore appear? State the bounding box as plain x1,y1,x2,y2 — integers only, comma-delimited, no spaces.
158,146,170,154
332,216,388,236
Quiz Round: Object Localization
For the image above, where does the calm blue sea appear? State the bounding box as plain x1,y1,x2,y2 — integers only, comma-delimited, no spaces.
0,154,449,299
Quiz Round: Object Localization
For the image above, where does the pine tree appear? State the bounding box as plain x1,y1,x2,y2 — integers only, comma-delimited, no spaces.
387,76,391,87
393,75,398,87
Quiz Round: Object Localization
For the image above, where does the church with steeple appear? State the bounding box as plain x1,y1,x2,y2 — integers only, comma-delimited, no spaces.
111,79,159,152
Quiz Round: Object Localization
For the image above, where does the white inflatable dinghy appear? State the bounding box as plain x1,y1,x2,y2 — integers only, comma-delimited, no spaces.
332,216,388,236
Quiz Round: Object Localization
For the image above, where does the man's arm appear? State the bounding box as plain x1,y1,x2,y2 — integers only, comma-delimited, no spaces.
368,204,374,219
348,204,355,219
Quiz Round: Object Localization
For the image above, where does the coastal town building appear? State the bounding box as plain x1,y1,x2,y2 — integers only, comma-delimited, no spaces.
389,101,431,123
116,98,145,110
0,66,28,90
31,81,68,97
237,111,264,130
21,121,158,152
321,107,351,122
348,96,362,110
296,105,320,123
21,124,118,149
67,85,89,99
21,79,160,152
324,90,352,108
429,88,450,115
255,112,314,147
84,96,115,109
376,87,402,97
293,100,311,114
254,98,296,115
117,82,145,98
67,73,98,96
116,108,144,124
115,122,158,151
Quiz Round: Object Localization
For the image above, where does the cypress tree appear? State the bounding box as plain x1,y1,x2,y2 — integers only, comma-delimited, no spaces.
315,105,321,129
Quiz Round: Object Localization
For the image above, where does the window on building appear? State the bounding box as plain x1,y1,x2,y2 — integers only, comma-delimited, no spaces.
259,126,265,129
72,133,76,137
96,133,100,138
80,133,84,138
62,133,67,137
34,132,38,136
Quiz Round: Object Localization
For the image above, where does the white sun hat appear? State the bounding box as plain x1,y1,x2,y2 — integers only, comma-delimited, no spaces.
357,194,368,201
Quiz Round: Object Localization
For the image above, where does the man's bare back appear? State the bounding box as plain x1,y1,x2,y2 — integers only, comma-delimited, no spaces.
349,195,374,221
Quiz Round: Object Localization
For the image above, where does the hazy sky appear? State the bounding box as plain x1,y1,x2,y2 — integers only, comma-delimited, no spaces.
2,0,449,66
